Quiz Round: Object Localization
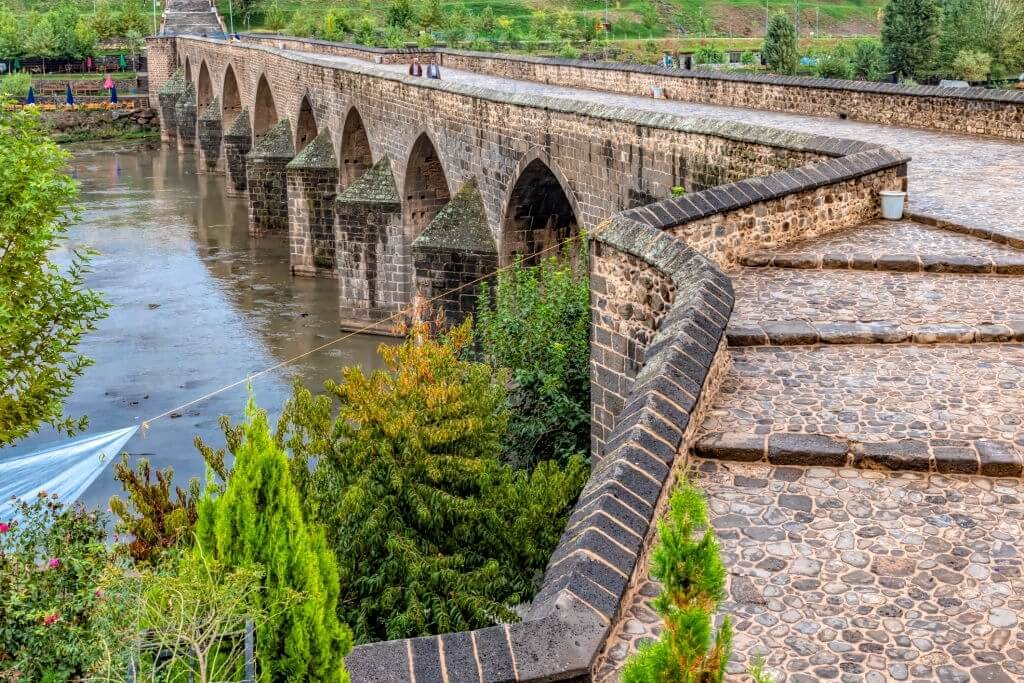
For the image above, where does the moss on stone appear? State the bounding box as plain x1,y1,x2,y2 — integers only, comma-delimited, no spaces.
159,68,186,96
337,158,400,209
288,130,337,170
224,107,251,139
199,97,221,122
249,118,295,160
174,82,196,114
412,178,496,254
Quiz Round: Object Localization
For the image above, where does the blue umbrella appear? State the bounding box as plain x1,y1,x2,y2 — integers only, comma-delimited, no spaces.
65,83,74,106
25,85,34,105
110,84,118,104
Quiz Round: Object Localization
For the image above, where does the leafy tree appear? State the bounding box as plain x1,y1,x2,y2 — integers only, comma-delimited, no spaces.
0,102,108,447
952,48,993,81
443,6,467,47
621,481,733,683
881,0,942,80
117,0,149,36
124,29,144,70
353,16,377,45
851,39,887,79
529,10,553,41
555,9,578,40
0,495,120,681
262,0,286,32
418,0,444,32
25,15,58,58
196,399,352,682
386,0,414,28
383,24,407,48
0,7,21,57
475,252,590,470
477,5,496,35
90,0,120,40
939,0,1024,74
287,9,321,38
273,320,588,643
816,50,853,79
762,12,798,74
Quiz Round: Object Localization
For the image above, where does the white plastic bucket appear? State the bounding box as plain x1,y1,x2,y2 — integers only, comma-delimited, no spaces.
880,190,906,220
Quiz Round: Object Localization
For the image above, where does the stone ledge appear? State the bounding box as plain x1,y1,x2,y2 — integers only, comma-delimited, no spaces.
739,251,1024,274
695,432,1024,478
726,320,1024,346
909,212,1024,251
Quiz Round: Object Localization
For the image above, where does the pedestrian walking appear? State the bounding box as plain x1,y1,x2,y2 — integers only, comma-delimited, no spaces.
426,62,440,79
409,57,423,77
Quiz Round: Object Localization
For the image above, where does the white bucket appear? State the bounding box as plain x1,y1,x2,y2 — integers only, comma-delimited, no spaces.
880,190,906,220
651,85,665,99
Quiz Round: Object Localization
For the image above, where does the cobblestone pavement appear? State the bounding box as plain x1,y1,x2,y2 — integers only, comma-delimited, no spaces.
304,53,1024,239
730,269,1024,326
605,460,1024,683
745,221,1024,264
703,344,1024,446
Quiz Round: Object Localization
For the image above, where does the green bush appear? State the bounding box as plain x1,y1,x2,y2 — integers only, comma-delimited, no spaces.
817,51,853,79
0,495,122,681
952,48,993,81
353,16,377,46
0,72,31,99
851,39,887,79
693,45,724,65
881,0,942,80
196,398,352,682
274,320,588,642
559,41,581,59
286,10,321,38
621,480,732,683
475,250,591,470
763,12,798,74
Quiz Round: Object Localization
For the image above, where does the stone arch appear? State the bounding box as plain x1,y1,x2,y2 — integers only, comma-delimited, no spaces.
403,131,450,239
501,152,579,265
295,94,318,152
339,106,372,190
184,57,192,84
221,63,242,130
252,74,279,141
197,60,214,112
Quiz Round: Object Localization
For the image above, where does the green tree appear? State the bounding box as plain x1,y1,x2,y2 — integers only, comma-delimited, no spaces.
353,16,377,45
418,0,444,32
386,0,415,28
939,0,1024,74
443,6,468,47
478,5,496,35
0,103,108,447
475,253,590,470
0,7,21,57
851,39,887,79
274,320,588,643
25,15,58,58
621,481,733,683
762,12,798,74
555,9,578,40
952,48,993,81
195,399,352,683
117,0,149,36
90,0,120,40
881,0,942,80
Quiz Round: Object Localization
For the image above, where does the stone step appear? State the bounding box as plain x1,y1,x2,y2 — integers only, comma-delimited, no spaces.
702,344,1024,461
739,220,1024,274
727,268,1024,346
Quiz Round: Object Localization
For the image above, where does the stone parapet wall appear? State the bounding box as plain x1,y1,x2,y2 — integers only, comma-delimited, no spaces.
241,35,1024,142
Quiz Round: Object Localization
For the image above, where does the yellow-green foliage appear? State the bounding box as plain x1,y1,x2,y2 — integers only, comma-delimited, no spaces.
277,320,589,643
621,480,732,683
195,399,352,682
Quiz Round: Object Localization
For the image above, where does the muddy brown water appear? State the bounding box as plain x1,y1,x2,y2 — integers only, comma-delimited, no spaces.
4,143,388,511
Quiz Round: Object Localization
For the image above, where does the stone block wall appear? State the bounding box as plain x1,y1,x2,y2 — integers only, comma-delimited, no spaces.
197,98,223,173
223,107,252,195
246,119,294,237
287,131,340,277
174,83,196,151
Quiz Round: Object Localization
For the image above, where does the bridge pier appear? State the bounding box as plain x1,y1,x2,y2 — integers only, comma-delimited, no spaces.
287,131,339,277
246,119,294,237
222,107,252,196
335,159,407,333
197,98,223,174
157,68,184,147
412,179,497,326
174,83,196,154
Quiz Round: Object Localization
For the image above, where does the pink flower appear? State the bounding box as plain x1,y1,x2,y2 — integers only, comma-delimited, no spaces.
42,612,60,626
0,522,10,533
48,557,60,569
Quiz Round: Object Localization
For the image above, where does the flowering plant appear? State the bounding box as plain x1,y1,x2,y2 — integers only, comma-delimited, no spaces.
0,493,117,682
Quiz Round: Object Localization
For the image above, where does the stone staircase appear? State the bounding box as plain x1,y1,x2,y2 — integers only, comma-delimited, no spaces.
160,0,225,36
599,218,1024,682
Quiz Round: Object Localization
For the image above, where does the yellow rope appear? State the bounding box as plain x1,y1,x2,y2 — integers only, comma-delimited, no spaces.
140,220,612,433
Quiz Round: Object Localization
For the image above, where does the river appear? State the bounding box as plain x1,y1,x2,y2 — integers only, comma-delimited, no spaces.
4,143,387,511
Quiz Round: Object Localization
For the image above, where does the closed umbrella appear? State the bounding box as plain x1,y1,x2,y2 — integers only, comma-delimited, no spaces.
110,84,118,104
65,83,74,106
118,54,126,71
13,57,19,71
25,85,34,104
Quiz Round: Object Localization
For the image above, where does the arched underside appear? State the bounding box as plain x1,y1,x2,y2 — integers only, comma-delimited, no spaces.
502,158,578,265
197,61,213,111
221,64,241,129
339,108,372,190
252,75,278,140
295,96,318,152
403,133,450,239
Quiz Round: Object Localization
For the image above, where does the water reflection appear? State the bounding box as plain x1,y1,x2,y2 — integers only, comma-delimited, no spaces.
6,144,387,510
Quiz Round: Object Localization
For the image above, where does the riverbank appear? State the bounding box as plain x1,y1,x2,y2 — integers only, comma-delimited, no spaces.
41,107,160,144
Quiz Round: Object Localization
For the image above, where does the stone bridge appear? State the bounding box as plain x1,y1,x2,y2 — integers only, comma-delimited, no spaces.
146,31,1024,683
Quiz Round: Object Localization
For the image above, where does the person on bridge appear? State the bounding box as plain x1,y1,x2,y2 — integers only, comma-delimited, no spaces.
409,57,423,77
426,62,440,79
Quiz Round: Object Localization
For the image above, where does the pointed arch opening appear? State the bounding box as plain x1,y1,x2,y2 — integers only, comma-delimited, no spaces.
339,107,372,190
403,132,450,239
221,64,241,130
184,57,192,84
252,75,278,141
295,95,318,152
197,61,213,112
501,158,578,265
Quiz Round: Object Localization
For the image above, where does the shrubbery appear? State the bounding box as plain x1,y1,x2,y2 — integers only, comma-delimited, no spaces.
952,48,993,81
763,12,798,75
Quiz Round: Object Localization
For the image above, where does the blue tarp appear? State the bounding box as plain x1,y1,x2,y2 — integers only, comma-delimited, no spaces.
0,426,138,520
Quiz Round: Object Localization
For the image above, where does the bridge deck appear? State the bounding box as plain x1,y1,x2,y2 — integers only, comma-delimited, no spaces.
289,51,1024,243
